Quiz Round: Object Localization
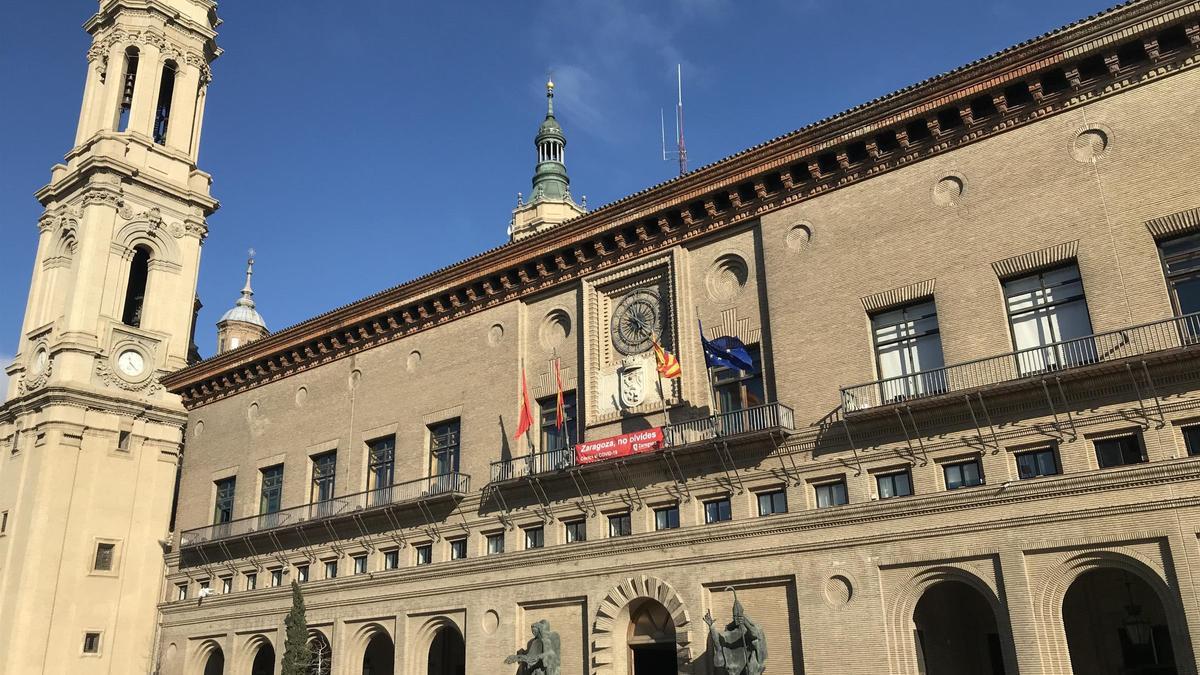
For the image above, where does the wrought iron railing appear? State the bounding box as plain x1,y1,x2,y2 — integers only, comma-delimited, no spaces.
180,472,470,548
841,312,1200,413
489,402,796,483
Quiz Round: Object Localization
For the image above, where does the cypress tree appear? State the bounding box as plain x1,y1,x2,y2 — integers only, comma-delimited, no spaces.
281,580,312,675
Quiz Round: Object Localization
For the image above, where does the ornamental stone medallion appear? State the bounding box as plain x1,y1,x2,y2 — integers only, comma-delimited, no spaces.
617,359,646,409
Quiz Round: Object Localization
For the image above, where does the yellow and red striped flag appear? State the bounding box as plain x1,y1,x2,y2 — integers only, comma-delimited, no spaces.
514,367,534,440
653,340,682,379
554,358,566,428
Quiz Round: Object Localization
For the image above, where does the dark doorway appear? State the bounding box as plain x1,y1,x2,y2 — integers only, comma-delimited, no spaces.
362,632,394,675
1064,568,1178,675
427,625,465,675
913,580,1009,675
632,643,676,673
251,643,274,675
202,647,225,675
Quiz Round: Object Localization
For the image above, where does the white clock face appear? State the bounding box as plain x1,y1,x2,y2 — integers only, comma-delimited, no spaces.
117,350,145,377
30,348,48,375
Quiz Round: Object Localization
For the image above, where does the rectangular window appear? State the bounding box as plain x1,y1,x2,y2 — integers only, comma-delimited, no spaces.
608,512,632,537
565,520,587,543
198,578,211,592
486,532,505,555
83,632,101,654
270,569,282,587
220,576,232,594
383,549,399,570
324,560,337,579
429,419,461,476
117,430,131,452
711,344,765,414
871,300,947,402
1183,426,1200,456
11,428,20,455
176,583,188,600
295,564,308,583
814,480,849,508
1004,264,1095,374
539,391,578,455
310,451,337,516
1,510,7,534
259,465,283,528
524,526,545,550
654,505,680,531
876,470,913,499
367,436,396,506
245,573,257,591
450,538,467,560
1015,447,1060,479
93,542,115,571
756,489,788,516
353,554,368,574
704,498,732,524
415,544,432,566
1157,232,1200,325
944,459,984,490
1094,435,1145,468
213,477,236,531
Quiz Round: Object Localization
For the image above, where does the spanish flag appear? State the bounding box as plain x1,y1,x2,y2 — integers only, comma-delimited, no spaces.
653,340,682,379
553,358,566,429
514,367,534,441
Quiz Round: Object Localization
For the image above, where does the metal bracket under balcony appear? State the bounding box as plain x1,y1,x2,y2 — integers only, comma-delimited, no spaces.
840,312,1200,418
178,472,471,556
488,402,797,485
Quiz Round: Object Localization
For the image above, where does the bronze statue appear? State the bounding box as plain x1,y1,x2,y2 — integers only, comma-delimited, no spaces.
504,619,561,675
705,589,767,675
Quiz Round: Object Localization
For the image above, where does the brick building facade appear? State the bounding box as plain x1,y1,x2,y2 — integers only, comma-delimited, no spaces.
154,2,1200,674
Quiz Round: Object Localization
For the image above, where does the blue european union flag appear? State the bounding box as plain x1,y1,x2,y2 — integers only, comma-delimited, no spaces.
699,321,756,372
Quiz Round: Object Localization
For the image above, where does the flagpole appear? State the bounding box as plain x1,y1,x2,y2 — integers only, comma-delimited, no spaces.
697,312,721,418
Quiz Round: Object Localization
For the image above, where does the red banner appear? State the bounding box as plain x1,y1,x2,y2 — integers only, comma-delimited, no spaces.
575,428,664,464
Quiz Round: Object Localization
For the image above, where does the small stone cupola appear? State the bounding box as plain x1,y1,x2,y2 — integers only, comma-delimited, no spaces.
509,78,587,242
216,250,268,353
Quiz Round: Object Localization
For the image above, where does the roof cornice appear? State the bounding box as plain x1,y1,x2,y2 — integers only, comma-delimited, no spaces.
162,0,1200,407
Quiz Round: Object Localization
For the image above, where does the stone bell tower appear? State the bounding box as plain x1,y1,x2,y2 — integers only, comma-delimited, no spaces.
0,1,220,672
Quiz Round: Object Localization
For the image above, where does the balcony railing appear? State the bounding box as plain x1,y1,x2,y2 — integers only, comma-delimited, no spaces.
841,312,1200,413
489,402,796,483
180,472,470,548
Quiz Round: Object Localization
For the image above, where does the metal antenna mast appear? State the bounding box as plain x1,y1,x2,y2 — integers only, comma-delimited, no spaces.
660,64,688,176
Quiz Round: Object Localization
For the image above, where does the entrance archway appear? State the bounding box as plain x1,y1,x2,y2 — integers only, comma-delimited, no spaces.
427,624,465,675
362,631,394,675
308,632,333,675
913,580,1008,675
627,598,677,674
250,640,275,675
1064,568,1179,674
202,645,225,675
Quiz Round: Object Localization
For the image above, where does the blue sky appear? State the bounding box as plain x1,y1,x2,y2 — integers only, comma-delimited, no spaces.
0,0,1117,383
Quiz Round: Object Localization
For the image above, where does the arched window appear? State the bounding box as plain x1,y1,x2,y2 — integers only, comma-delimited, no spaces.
117,47,140,132
122,246,151,327
153,60,177,144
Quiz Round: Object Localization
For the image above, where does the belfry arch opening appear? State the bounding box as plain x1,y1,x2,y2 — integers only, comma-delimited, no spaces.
1063,568,1179,674
154,59,177,144
121,245,150,327
627,598,677,674
117,46,139,132
913,580,1008,675
426,624,465,675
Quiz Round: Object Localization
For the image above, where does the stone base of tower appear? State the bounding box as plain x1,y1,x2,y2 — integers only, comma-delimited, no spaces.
510,198,586,241
0,389,184,674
